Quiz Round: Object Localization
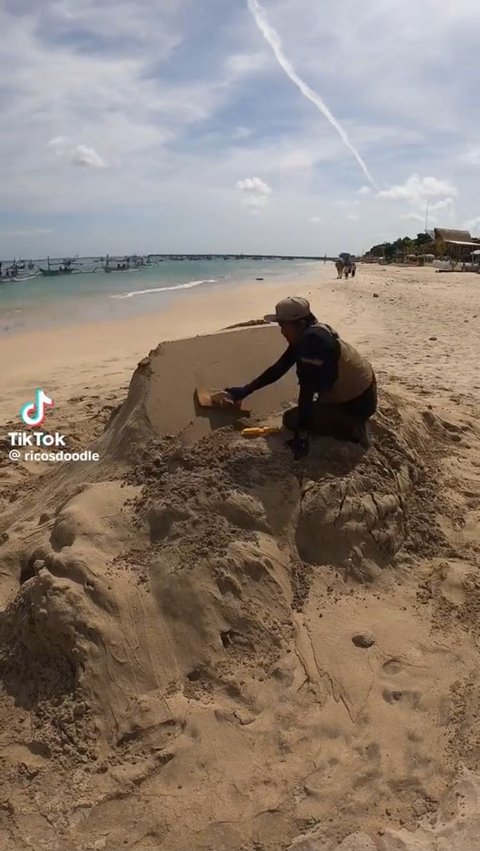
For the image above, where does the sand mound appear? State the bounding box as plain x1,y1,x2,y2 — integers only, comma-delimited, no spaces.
0,328,480,850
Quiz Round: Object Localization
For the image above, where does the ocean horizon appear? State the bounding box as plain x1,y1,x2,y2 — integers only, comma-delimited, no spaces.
0,256,327,336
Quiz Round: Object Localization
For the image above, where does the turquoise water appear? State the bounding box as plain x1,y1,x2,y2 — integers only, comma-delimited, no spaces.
0,258,323,335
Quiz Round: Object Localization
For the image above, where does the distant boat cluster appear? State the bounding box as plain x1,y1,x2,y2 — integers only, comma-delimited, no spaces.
0,257,37,282
0,252,330,285
0,254,154,282
102,254,151,274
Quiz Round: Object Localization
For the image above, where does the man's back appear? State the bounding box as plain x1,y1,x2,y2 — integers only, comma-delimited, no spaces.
295,322,372,403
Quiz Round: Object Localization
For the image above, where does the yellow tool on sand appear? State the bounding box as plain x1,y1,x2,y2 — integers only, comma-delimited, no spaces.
241,426,281,438
194,390,277,436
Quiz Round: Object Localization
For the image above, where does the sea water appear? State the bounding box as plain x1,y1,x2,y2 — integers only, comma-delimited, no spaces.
0,257,323,335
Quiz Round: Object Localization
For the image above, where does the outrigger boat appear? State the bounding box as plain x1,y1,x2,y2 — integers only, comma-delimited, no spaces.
39,257,76,277
103,255,143,273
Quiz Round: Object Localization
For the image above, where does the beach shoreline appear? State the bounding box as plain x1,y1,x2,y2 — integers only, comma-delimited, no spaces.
1,264,332,422
0,258,325,336
2,263,480,425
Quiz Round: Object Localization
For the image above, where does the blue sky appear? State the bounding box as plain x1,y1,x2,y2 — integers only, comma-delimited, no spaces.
1,0,479,257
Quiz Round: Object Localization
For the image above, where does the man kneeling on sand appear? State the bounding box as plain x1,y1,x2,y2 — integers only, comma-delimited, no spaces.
225,297,377,459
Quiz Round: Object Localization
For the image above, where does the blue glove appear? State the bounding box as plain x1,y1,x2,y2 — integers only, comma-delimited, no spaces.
225,386,249,402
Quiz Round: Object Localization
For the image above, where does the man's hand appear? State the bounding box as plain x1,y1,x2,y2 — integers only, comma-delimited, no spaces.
225,386,249,402
286,432,309,459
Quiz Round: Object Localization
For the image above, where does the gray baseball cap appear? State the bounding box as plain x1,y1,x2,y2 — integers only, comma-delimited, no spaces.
264,296,311,323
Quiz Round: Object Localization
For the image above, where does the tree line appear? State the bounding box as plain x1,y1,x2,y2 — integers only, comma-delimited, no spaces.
366,233,432,261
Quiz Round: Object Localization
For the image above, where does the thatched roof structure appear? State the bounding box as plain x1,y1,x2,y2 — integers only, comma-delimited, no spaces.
434,228,472,242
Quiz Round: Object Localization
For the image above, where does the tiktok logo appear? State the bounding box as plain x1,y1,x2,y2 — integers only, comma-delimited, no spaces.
20,389,55,427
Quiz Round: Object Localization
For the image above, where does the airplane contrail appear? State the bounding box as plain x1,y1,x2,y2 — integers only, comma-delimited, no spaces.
246,0,378,190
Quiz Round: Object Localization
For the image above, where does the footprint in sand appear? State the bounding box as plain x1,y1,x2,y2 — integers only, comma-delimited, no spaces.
383,689,422,708
382,659,403,675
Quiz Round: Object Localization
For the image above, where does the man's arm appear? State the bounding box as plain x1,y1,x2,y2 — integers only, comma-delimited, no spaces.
243,346,296,395
296,382,315,433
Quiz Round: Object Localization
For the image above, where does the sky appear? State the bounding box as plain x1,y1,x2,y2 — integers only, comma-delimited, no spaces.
1,0,480,258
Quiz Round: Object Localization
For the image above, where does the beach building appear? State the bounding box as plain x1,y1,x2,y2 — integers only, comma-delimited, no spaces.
433,228,480,260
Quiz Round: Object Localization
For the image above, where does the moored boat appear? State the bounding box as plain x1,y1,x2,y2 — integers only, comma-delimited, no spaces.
39,266,74,277
39,256,75,276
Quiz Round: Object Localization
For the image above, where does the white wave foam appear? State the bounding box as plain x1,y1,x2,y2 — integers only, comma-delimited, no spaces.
110,279,218,300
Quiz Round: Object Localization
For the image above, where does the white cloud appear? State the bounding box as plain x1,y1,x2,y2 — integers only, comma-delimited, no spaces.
48,137,108,169
224,51,269,75
358,185,371,196
48,136,69,150
70,145,108,169
429,198,454,213
464,216,480,234
400,197,454,227
462,148,480,166
310,215,322,224
378,174,457,203
400,212,425,223
236,176,273,212
347,212,359,221
279,150,315,170
378,174,457,228
335,199,360,208
237,177,272,193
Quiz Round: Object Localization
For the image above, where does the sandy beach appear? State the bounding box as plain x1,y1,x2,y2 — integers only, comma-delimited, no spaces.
2,262,479,423
1,263,480,850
